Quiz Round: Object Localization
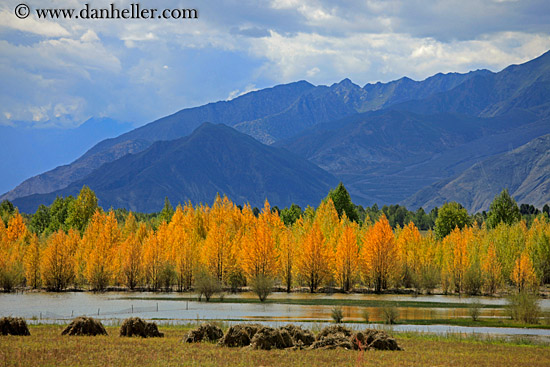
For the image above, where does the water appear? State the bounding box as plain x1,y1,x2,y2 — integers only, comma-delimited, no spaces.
1,291,549,338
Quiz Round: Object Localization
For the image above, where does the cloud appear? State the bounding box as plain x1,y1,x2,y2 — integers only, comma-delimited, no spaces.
0,0,549,128
0,9,70,37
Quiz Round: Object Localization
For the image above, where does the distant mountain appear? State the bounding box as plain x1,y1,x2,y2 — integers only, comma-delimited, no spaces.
2,69,486,202
0,117,131,195
278,109,550,205
403,134,550,212
5,50,550,211
12,123,338,213
395,50,550,118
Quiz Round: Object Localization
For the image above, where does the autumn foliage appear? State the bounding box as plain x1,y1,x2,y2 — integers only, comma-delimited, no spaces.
0,193,548,294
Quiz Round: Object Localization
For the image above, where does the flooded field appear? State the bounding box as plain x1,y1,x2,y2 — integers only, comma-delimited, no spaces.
1,291,549,338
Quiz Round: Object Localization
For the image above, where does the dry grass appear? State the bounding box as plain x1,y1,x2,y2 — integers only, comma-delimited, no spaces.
0,325,548,367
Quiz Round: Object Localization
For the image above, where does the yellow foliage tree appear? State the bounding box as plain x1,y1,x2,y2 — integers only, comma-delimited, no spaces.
240,201,280,281
296,221,332,292
334,216,359,291
482,241,502,294
24,234,41,289
512,249,538,292
361,214,397,293
41,230,75,291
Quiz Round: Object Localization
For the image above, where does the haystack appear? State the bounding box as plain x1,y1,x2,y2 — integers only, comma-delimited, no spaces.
183,323,223,343
280,324,315,346
218,323,262,347
0,317,30,336
61,317,107,336
120,317,163,338
249,326,293,350
352,329,402,351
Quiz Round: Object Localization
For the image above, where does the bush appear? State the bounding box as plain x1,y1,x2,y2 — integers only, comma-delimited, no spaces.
195,272,222,302
464,264,483,295
250,274,273,302
507,291,540,324
381,304,399,324
361,308,370,323
469,300,482,321
331,306,344,324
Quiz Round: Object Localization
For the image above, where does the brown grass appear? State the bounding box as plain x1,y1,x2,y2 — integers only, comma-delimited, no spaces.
0,325,548,367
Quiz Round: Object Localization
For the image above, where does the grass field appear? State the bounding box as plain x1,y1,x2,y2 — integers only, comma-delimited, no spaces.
1,325,549,367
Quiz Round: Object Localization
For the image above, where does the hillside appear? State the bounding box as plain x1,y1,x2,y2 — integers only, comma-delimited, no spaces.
2,69,486,202
12,123,338,213
403,134,550,212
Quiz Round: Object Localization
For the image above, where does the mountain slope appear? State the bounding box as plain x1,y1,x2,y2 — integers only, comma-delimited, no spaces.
2,69,488,202
396,50,550,118
403,134,550,212
12,123,338,213
0,117,131,195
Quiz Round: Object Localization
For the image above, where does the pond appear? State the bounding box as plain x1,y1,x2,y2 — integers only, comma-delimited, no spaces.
1,291,549,338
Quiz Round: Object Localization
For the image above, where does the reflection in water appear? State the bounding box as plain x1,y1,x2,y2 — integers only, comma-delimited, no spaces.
0,291,543,324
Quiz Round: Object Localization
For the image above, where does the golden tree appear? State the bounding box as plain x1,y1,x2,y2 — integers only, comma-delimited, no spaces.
240,200,280,281
24,234,42,289
334,216,359,291
361,214,397,293
169,204,200,290
396,221,423,289
482,241,502,294
201,195,238,283
41,230,75,291
512,249,538,292
296,221,332,292
84,210,120,290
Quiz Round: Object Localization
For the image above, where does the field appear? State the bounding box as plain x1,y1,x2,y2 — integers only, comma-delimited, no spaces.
1,325,549,367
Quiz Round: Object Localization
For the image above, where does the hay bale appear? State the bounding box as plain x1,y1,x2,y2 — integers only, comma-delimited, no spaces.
249,327,294,350
280,324,315,346
218,323,262,347
120,317,147,337
120,317,163,338
351,329,401,351
61,317,107,336
183,323,223,343
144,322,164,338
316,325,352,340
309,334,354,350
0,317,30,336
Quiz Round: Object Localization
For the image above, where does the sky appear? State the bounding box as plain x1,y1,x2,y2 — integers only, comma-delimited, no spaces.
1,0,550,128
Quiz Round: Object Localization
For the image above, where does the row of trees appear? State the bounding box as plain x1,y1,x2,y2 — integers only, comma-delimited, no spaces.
0,187,547,294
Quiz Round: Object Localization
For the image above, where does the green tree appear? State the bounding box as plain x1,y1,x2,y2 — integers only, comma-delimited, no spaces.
30,205,51,234
434,202,471,239
65,186,98,232
47,196,74,232
280,204,302,226
487,189,521,228
158,197,174,224
326,182,359,222
0,200,15,226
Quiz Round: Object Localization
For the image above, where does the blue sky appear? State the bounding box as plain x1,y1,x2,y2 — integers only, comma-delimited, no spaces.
1,0,550,128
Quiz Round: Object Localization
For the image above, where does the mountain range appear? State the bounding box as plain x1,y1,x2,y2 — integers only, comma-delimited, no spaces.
5,50,550,213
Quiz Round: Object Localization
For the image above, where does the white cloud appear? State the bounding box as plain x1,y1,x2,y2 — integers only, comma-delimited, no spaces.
0,9,70,37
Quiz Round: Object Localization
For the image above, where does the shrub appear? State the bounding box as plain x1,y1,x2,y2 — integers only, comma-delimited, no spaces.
250,274,274,302
507,291,540,324
195,272,222,302
331,306,344,324
464,264,483,295
469,300,482,321
381,304,399,324
361,308,370,323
